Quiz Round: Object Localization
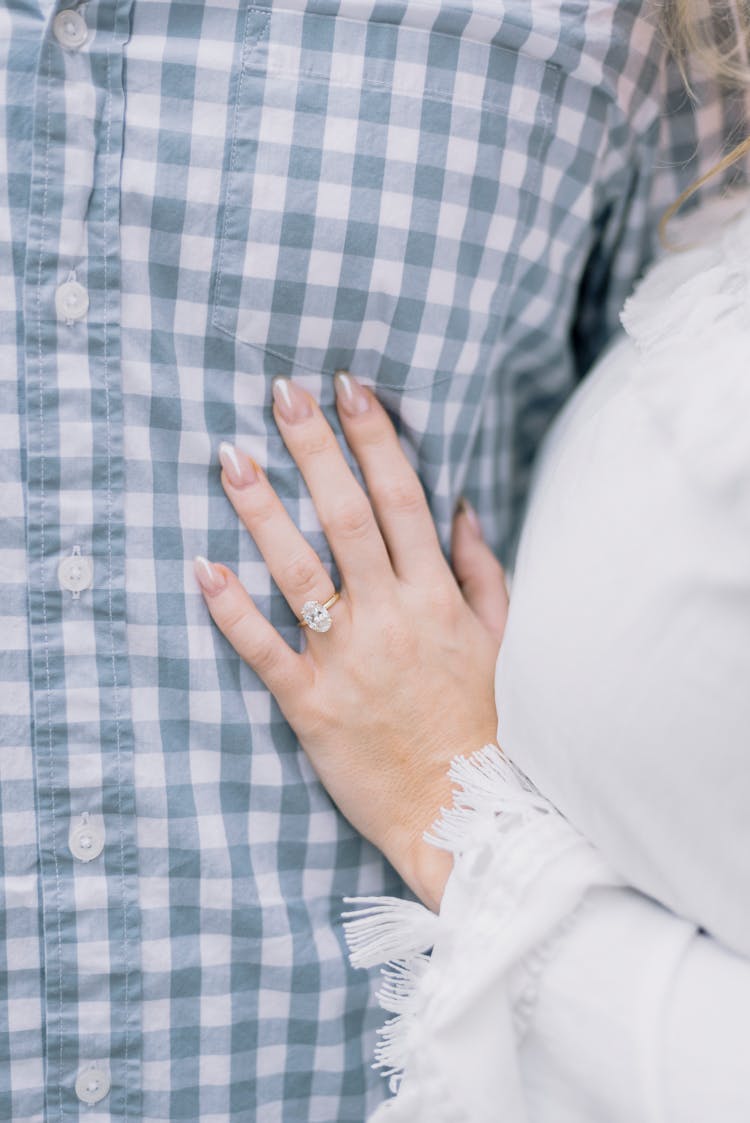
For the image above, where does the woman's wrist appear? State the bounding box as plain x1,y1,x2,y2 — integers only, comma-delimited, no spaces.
379,773,458,912
403,836,454,912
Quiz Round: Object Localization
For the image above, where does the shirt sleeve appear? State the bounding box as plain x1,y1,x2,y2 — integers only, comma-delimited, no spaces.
343,746,750,1123
572,55,750,381
520,884,750,1123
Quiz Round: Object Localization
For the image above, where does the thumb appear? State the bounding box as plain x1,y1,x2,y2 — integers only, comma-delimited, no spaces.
451,500,509,643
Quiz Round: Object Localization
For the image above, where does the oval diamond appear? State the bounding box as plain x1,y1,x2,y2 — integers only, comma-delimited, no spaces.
301,600,332,633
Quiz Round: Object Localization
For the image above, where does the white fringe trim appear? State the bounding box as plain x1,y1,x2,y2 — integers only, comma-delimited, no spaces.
342,897,440,970
342,744,560,1093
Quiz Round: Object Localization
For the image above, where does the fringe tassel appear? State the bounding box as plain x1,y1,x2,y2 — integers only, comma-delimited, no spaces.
426,745,552,851
342,744,551,1093
342,896,439,968
374,955,433,1091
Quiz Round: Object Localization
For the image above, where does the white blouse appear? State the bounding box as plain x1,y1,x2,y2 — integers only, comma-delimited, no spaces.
343,195,750,1121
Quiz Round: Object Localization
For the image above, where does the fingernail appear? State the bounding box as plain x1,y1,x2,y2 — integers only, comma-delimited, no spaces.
194,555,227,595
458,498,482,538
272,376,313,424
334,370,371,416
218,442,258,488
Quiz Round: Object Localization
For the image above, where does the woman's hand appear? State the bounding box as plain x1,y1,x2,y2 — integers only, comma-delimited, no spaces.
194,373,507,911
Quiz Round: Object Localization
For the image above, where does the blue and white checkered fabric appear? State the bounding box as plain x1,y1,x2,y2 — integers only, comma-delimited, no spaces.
0,1,747,1120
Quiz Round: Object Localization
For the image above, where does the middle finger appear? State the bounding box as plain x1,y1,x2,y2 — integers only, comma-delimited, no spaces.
269,376,393,595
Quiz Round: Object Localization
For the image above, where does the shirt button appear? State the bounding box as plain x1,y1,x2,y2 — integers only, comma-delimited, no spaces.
55,280,89,323
75,1064,110,1106
57,552,94,594
53,10,88,50
69,814,105,862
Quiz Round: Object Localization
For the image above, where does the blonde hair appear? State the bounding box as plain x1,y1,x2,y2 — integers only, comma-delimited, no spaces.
662,0,750,87
658,134,750,244
659,1,750,245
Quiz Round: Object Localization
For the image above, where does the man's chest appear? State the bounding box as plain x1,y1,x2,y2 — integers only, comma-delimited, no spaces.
113,0,568,407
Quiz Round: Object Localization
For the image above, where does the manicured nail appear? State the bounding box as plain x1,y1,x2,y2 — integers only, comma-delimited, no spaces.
272,376,313,424
194,556,227,595
458,498,482,538
334,371,371,416
218,442,258,488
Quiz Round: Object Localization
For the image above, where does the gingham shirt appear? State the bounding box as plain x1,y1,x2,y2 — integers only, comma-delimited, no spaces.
1,1,747,1121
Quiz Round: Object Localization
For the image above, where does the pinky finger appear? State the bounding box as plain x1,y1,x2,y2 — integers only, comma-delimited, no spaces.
194,556,308,698
451,506,509,644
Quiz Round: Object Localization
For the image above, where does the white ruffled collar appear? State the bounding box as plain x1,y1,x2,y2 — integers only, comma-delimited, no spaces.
621,191,750,354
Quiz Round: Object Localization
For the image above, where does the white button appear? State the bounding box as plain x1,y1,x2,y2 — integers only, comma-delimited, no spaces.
75,1064,110,1105
53,10,88,50
69,814,104,862
57,552,94,594
55,280,89,323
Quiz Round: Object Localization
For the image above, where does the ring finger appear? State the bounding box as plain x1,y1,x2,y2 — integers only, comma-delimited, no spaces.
217,441,342,632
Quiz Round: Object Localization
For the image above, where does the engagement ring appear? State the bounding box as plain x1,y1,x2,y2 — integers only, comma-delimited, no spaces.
298,592,341,633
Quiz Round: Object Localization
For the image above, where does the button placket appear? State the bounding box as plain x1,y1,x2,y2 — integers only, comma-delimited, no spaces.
22,4,142,1113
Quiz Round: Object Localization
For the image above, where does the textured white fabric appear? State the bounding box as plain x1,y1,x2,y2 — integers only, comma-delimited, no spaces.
521,887,750,1123
346,746,750,1123
343,746,622,1123
496,193,750,955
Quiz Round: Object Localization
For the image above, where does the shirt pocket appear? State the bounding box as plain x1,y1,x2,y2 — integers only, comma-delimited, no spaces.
213,5,561,391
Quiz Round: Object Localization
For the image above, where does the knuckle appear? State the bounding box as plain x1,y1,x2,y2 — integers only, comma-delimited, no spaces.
249,637,289,678
246,495,278,528
379,477,424,517
222,606,257,644
282,549,323,594
324,499,373,541
436,573,462,604
245,633,278,664
297,427,334,460
356,420,388,450
250,635,286,675
428,578,463,620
